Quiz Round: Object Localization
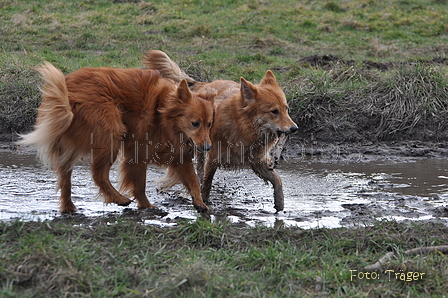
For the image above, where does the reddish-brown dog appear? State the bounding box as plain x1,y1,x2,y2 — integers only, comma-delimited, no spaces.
144,50,298,212
19,62,214,213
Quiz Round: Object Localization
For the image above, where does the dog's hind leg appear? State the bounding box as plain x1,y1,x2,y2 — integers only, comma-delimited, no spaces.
251,163,284,212
55,157,78,213
91,143,131,207
201,162,218,204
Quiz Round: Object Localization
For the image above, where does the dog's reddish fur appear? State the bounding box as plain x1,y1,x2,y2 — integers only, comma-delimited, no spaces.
19,62,214,213
144,50,298,212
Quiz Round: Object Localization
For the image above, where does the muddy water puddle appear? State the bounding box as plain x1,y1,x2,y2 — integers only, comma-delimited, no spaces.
1,150,448,228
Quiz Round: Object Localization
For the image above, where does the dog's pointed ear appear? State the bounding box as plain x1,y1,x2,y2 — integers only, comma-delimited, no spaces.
240,77,257,105
260,70,278,86
177,79,192,103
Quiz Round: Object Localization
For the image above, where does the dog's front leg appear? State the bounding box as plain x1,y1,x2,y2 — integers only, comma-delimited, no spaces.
201,162,218,204
251,163,284,212
171,162,209,212
91,146,132,207
119,162,155,209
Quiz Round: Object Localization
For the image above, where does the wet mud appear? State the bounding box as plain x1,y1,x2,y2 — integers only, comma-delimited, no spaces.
1,142,448,229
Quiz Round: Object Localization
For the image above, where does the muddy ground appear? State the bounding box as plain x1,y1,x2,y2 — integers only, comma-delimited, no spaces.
2,139,448,229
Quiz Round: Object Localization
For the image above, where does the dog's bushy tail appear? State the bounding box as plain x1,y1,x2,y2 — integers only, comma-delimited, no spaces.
144,50,196,85
18,62,74,167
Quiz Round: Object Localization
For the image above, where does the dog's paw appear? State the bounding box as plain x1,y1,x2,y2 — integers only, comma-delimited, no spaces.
60,201,77,214
194,203,210,213
116,198,132,207
137,203,157,209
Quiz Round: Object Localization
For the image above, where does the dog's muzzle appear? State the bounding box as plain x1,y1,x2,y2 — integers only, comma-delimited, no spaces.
278,125,298,136
196,142,212,153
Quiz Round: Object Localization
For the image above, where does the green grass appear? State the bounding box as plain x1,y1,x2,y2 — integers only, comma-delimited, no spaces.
1,217,448,297
1,0,448,74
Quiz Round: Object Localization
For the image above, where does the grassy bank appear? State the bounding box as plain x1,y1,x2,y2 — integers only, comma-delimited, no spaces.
1,0,448,142
1,217,448,297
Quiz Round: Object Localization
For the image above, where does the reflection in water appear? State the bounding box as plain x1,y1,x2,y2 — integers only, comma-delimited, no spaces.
1,150,447,228
297,158,448,197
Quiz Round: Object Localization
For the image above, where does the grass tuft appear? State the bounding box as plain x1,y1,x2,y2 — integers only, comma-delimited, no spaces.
286,63,448,142
358,64,448,139
0,67,41,140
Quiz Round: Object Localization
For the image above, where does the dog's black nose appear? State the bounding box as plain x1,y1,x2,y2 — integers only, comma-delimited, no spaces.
200,142,212,152
289,125,298,133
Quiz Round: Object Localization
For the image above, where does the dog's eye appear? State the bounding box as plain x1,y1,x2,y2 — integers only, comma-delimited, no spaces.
208,122,212,128
191,121,200,128
271,109,279,115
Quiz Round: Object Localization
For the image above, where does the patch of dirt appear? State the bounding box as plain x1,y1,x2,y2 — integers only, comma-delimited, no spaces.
50,208,171,226
297,54,448,71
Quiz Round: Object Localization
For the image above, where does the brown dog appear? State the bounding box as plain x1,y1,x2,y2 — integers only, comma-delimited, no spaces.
19,62,214,213
144,51,298,212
